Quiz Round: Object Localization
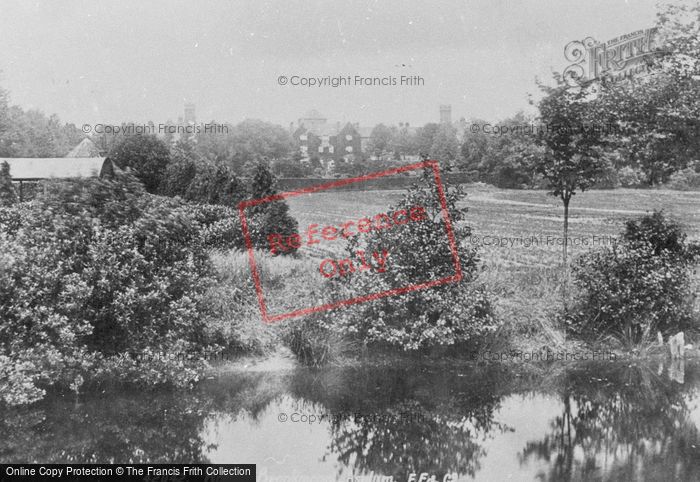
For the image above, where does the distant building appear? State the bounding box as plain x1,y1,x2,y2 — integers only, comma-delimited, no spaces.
291,111,364,162
2,139,114,200
440,105,452,124
297,109,327,134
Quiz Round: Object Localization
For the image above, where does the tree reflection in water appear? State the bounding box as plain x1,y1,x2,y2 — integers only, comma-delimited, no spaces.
287,364,515,480
2,359,700,482
519,361,700,481
0,371,292,463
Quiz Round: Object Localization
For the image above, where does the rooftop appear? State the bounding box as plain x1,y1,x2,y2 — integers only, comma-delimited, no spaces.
1,157,109,181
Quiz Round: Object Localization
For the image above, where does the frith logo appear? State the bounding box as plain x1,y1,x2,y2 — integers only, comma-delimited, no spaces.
563,27,660,85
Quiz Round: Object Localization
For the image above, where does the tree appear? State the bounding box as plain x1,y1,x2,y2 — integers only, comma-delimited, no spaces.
393,123,417,160
161,141,199,197
246,161,298,254
0,102,83,158
535,78,608,267
459,118,492,175
593,2,700,185
414,123,441,158
108,134,171,193
366,124,394,159
459,113,543,187
196,119,295,174
0,161,17,206
0,83,9,155
430,123,460,170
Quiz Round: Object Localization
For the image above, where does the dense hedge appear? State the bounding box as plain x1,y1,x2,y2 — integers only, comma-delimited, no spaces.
273,172,474,192
0,173,223,405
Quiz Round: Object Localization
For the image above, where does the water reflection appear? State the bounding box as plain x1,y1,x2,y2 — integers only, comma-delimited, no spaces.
518,362,700,481
1,361,699,481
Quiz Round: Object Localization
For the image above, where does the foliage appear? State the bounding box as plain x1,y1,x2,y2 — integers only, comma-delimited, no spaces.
194,119,295,174
366,124,394,159
592,2,700,185
160,142,200,197
0,172,217,405
568,211,699,344
666,163,700,190
0,106,83,158
271,158,313,178
534,78,610,264
185,203,244,250
108,134,171,193
460,113,544,188
617,166,644,188
245,161,299,254
0,161,17,206
307,168,497,352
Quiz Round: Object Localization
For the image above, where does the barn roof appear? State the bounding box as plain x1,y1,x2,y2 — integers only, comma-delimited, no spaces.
0,157,109,181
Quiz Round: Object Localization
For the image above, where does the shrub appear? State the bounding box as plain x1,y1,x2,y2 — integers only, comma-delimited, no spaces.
245,161,299,254
666,165,700,190
302,169,497,353
185,161,244,207
0,172,216,405
0,161,17,206
184,203,244,250
618,166,644,188
0,204,24,235
568,211,699,344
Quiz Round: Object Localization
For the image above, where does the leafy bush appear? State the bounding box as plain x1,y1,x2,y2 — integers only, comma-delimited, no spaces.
299,169,497,354
0,161,17,206
666,165,700,190
618,166,644,188
183,203,244,250
108,134,172,193
244,162,299,254
0,172,217,405
0,204,24,235
568,211,699,344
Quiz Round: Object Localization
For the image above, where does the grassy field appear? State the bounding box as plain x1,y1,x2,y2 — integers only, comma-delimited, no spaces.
281,184,700,349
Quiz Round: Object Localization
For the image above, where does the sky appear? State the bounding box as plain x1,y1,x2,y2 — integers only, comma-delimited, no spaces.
0,0,661,128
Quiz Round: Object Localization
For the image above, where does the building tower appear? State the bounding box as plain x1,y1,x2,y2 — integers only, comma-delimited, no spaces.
184,103,196,125
439,105,452,124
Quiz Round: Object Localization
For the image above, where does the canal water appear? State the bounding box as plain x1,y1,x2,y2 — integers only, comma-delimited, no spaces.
2,360,699,481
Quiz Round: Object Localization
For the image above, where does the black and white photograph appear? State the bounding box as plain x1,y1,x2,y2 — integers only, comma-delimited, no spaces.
1,1,700,481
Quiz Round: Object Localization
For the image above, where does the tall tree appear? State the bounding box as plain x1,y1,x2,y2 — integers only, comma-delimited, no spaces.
535,78,608,267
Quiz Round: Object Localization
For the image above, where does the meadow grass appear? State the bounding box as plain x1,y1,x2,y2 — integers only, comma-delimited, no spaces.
283,185,700,352
205,186,700,360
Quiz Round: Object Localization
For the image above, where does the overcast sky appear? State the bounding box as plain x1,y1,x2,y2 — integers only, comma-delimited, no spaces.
0,0,660,128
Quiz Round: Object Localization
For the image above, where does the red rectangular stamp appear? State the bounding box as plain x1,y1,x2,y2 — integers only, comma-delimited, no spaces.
238,159,462,323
